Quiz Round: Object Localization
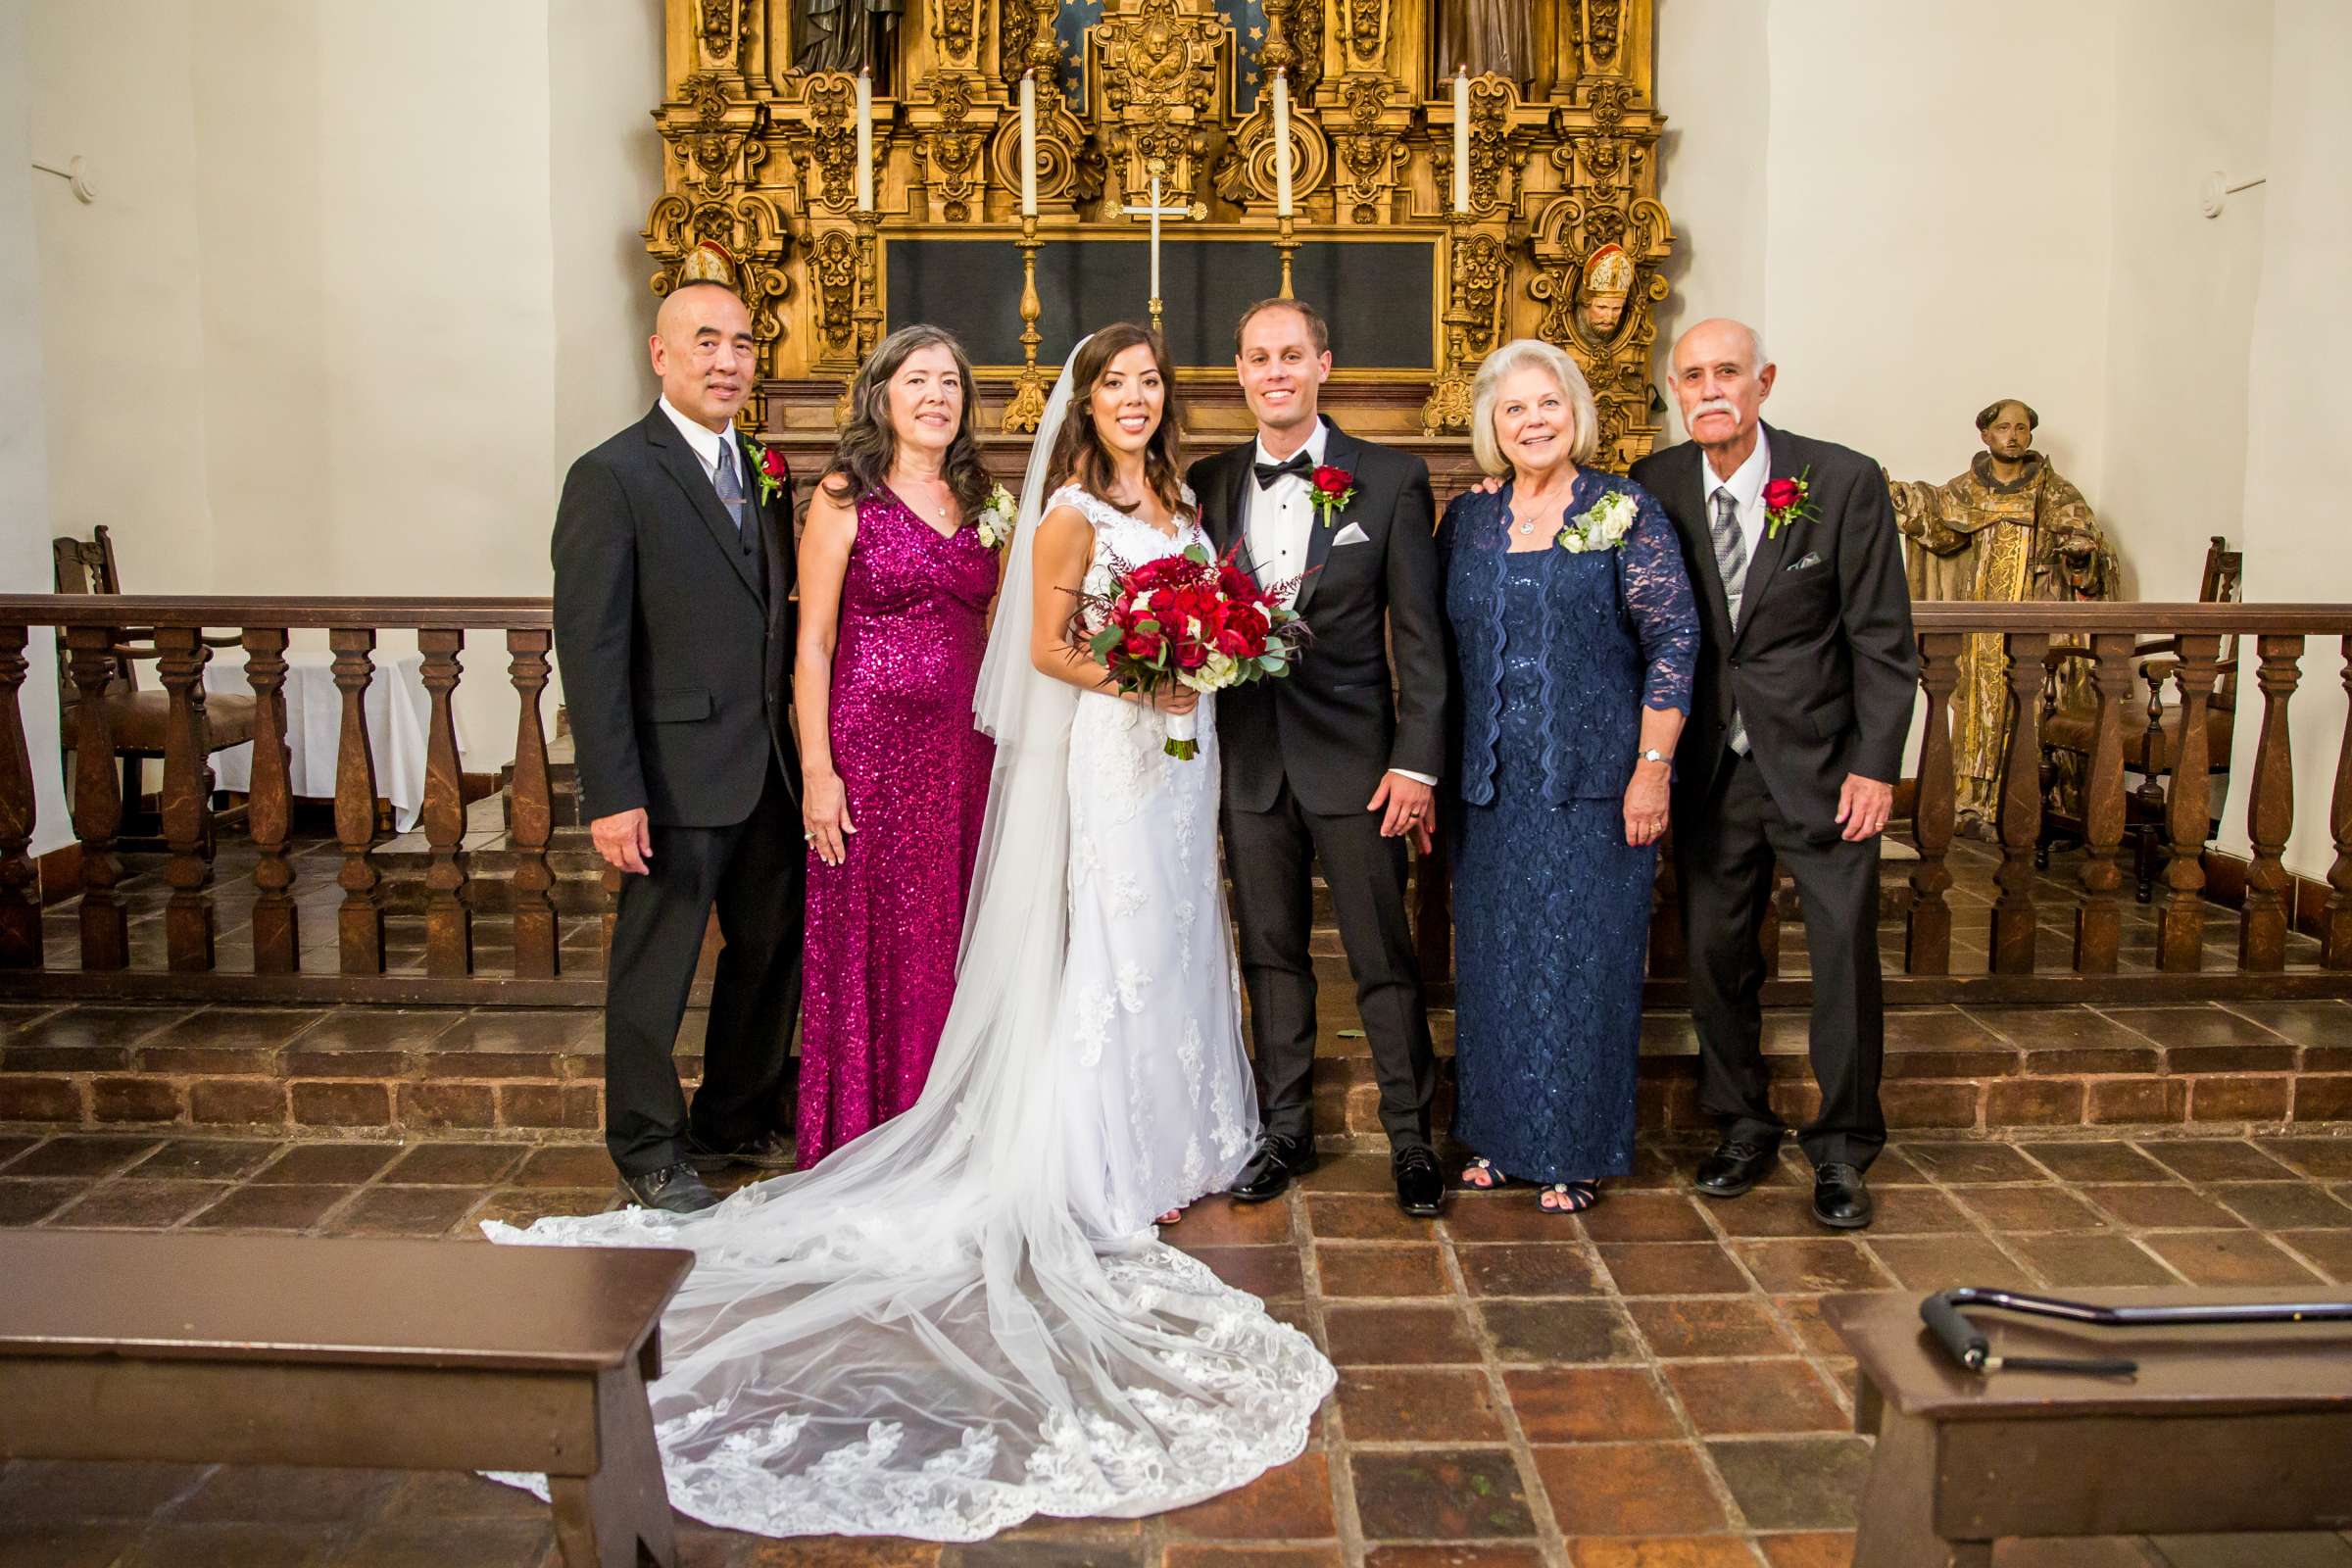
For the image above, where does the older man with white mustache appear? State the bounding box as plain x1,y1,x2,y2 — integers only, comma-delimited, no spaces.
1628,318,1917,1231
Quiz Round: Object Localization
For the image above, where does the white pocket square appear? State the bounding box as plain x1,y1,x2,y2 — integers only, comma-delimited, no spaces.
1786,551,1823,572
1331,521,1372,548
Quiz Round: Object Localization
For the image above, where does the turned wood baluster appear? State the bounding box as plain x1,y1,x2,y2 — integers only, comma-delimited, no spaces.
2072,632,2134,973
508,628,559,978
330,628,385,973
2328,637,2352,969
0,626,39,967
1906,632,1962,975
2239,634,2305,971
242,627,298,972
1413,837,1451,987
1990,630,2050,973
64,625,127,969
419,628,472,977
154,627,217,972
2157,633,2224,972
1648,827,1687,978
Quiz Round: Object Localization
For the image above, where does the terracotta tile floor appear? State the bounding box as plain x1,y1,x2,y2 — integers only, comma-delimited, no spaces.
5,1128,2352,1566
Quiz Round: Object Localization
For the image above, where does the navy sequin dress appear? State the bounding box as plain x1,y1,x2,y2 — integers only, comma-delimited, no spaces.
1440,471,1696,1184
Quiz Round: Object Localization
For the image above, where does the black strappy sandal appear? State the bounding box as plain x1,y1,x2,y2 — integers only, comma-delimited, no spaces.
1538,1180,1601,1214
1460,1156,1510,1191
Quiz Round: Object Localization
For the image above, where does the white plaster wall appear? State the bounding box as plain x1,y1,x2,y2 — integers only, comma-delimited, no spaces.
1754,0,2120,490
2098,0,2274,603
24,0,667,767
2230,0,2352,879
26,0,218,595
2,0,74,855
1649,0,1769,372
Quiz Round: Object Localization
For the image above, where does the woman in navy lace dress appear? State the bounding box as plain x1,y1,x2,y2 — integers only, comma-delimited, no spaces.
1439,340,1697,1212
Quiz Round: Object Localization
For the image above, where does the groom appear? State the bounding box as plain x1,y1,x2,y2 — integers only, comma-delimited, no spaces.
1188,298,1449,1218
553,280,804,1214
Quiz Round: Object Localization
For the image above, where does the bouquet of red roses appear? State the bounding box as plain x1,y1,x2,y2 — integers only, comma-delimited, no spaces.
1072,543,1311,760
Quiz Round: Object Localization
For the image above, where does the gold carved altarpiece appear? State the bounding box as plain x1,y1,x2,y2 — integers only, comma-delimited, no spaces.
644,1,1674,472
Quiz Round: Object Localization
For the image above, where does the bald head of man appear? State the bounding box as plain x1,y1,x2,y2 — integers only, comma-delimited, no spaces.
650,280,755,432
1668,317,1775,475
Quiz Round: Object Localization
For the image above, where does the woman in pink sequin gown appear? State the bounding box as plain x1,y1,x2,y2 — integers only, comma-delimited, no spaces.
794,326,1000,1165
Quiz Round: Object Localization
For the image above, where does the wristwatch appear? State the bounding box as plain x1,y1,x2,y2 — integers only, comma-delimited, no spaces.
1636,749,1672,765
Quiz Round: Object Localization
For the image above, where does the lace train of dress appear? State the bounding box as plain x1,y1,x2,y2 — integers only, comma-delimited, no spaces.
485,469,1329,1540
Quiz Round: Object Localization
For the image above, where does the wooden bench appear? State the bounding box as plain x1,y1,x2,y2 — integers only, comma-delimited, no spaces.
0,1231,693,1568
1825,1288,2352,1567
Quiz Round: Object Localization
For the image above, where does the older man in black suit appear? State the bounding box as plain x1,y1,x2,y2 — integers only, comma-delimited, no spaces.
1630,318,1917,1230
1186,298,1449,1218
552,281,802,1213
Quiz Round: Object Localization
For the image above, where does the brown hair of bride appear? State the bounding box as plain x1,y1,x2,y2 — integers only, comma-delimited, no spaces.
1046,322,1193,522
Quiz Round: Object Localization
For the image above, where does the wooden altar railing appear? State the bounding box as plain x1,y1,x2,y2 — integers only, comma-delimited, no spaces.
2,597,2351,1008
1416,601,2352,1007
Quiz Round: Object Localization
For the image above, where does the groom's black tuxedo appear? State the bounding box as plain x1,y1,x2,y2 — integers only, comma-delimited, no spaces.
1188,417,1446,1152
1191,420,1446,811
553,403,805,1177
1630,422,1917,1169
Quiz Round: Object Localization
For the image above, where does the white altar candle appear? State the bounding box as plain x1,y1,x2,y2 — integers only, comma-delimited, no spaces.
855,67,874,212
1149,171,1162,300
1019,70,1038,217
1451,67,1471,214
1272,68,1294,218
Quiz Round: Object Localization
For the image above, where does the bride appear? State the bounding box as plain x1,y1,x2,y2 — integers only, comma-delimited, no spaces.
488,325,1334,1542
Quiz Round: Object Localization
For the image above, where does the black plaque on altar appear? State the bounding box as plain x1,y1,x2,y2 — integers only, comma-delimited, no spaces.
884,236,1437,371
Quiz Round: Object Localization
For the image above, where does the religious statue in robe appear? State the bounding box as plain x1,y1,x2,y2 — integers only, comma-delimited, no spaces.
793,0,903,88
1889,398,2119,824
1439,0,1533,87
1577,243,1635,342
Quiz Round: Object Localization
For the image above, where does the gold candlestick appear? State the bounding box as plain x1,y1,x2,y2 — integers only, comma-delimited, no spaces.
1421,212,1479,435
1274,213,1299,300
839,207,882,419
1003,215,1051,433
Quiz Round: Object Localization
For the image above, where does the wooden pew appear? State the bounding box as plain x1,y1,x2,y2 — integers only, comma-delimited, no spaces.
1825,1288,2352,1567
0,1231,693,1568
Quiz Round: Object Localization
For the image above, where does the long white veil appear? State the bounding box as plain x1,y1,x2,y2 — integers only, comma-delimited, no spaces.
488,341,1333,1542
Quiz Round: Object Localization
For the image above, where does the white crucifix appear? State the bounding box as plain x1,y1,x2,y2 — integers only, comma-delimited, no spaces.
1121,158,1203,335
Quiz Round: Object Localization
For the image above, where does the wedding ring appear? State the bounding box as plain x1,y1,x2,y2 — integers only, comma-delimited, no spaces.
804,831,816,843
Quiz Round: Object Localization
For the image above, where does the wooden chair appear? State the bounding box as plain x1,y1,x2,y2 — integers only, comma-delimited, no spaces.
52,525,256,848
2036,535,2240,900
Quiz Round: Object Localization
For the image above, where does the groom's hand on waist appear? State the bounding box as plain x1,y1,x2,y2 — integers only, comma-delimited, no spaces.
1370,771,1436,854
592,808,654,875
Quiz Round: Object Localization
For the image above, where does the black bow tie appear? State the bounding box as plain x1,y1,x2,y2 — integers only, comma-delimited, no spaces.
1252,451,1314,490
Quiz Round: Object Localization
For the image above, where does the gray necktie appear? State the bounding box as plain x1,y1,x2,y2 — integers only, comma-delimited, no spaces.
1710,487,1750,757
713,439,747,542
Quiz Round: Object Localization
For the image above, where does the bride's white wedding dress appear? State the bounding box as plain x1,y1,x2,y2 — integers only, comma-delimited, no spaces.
1053,480,1257,1236
485,349,1330,1543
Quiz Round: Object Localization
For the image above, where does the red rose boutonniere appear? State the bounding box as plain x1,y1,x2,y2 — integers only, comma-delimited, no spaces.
1309,465,1356,528
1762,466,1817,540
746,438,789,508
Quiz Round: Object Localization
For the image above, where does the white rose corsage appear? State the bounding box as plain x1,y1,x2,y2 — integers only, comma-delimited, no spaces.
1557,488,1639,554
976,483,1018,550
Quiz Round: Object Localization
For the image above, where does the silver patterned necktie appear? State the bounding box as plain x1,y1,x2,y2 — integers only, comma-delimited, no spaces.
1710,486,1751,756
713,439,747,542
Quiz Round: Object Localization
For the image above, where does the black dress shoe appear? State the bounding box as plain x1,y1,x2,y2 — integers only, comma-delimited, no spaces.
1393,1146,1445,1218
687,1128,796,1174
1812,1162,1873,1229
1229,1134,1318,1203
1693,1137,1781,1199
616,1161,721,1214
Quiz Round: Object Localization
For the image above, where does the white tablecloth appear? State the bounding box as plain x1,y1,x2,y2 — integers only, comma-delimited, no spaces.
202,650,450,832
